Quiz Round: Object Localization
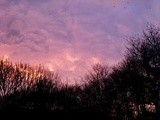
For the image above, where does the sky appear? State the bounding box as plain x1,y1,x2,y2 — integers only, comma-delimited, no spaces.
0,0,160,84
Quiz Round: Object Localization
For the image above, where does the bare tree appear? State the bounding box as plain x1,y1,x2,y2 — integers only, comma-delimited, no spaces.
126,24,160,119
0,58,61,112
81,64,112,117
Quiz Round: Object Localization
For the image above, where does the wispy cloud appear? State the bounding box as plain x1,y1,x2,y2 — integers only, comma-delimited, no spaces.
0,0,159,83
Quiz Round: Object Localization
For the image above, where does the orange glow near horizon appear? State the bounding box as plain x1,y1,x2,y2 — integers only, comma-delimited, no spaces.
0,0,157,83
2,55,9,61
47,64,54,72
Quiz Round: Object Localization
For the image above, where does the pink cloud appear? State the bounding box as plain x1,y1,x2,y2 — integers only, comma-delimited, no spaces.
0,0,159,84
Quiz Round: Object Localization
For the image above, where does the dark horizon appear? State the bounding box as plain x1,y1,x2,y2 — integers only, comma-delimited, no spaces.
0,25,160,120
0,1,160,119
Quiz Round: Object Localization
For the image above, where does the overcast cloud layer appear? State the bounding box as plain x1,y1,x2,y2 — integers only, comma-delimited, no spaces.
0,0,160,83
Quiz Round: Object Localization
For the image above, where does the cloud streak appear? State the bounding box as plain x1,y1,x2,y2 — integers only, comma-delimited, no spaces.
0,0,159,83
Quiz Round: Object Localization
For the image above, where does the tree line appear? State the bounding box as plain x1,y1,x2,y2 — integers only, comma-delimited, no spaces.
0,24,160,119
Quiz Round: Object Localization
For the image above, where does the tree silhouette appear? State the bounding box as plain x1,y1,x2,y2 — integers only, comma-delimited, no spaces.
81,64,112,118
0,24,160,120
126,24,160,119
0,59,61,112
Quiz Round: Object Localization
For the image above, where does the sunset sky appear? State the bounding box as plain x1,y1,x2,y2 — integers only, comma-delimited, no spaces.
0,0,160,83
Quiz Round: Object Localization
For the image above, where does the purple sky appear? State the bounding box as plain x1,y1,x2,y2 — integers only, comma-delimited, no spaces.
0,0,160,84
